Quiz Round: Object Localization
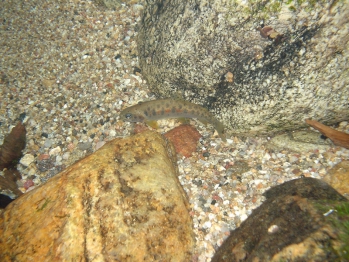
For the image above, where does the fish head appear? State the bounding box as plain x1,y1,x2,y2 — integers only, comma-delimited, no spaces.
119,106,146,122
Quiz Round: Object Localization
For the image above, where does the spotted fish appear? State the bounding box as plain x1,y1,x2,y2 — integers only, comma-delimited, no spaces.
120,98,226,141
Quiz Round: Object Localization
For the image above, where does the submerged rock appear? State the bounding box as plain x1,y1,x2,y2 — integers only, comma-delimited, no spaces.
138,1,349,136
0,122,26,200
0,131,194,261
323,160,349,198
212,177,349,261
164,124,202,157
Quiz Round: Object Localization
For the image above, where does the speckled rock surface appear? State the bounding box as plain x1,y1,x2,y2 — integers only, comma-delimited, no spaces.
0,131,194,261
138,0,349,135
212,177,349,261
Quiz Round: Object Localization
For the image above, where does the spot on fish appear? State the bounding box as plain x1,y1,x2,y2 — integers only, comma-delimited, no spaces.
172,107,176,113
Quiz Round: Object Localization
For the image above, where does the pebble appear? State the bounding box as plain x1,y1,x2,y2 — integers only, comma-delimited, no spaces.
19,154,35,167
78,142,92,151
38,154,50,160
49,146,61,156
62,152,70,160
23,180,35,190
44,139,53,148
95,141,106,150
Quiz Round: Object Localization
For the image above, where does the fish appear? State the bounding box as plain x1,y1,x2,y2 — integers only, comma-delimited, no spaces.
306,119,349,149
120,98,227,141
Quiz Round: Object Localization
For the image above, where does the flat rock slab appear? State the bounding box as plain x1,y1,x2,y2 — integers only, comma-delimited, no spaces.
212,177,349,261
0,131,194,261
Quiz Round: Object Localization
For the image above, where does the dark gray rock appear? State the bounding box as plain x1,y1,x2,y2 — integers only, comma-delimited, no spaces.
212,177,349,261
137,1,349,136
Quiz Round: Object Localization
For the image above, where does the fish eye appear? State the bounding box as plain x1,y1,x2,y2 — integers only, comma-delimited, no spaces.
125,113,132,119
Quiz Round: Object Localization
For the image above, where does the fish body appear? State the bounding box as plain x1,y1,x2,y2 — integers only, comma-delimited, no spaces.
120,98,226,141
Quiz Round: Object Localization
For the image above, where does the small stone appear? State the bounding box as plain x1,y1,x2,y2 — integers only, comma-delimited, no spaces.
38,154,50,161
62,152,70,160
323,160,349,197
95,141,106,151
56,155,62,163
19,154,35,167
43,139,53,148
263,153,271,160
49,146,61,156
164,125,202,157
78,142,92,151
203,152,210,157
267,224,280,234
41,79,56,88
37,159,54,172
225,72,234,82
23,180,35,190
289,155,299,163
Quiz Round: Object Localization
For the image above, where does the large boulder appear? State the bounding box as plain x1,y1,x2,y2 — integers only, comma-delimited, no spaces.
137,0,349,135
0,131,194,261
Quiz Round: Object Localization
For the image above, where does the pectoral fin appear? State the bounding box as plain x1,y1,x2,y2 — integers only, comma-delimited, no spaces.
178,117,190,124
198,119,209,126
146,120,159,129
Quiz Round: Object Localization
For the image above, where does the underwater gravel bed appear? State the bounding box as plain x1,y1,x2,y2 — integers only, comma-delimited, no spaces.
1,1,349,261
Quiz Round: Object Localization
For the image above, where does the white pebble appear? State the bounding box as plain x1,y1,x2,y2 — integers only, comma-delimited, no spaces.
49,146,61,156
240,213,248,222
289,155,299,163
268,224,280,234
263,153,271,160
62,152,70,160
20,154,35,167
56,155,62,163
208,213,216,220
203,221,212,229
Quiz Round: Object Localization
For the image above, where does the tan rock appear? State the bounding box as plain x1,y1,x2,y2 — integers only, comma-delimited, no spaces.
323,160,349,198
0,131,194,261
